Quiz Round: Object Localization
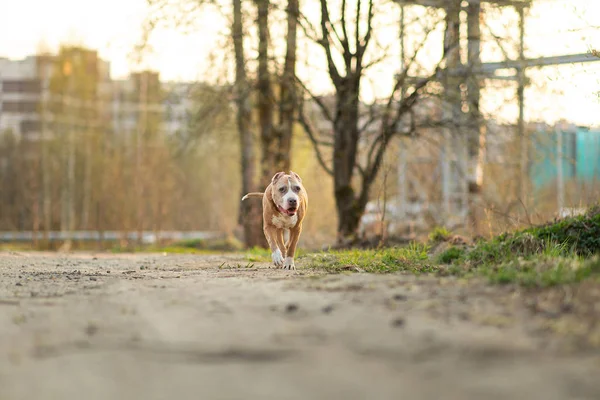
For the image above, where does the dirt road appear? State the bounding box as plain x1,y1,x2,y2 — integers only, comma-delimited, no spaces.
0,252,599,400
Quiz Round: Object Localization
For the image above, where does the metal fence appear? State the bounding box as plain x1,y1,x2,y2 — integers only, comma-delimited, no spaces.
0,231,225,245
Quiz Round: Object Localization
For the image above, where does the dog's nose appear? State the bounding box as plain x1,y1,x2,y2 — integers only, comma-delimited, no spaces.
288,198,297,207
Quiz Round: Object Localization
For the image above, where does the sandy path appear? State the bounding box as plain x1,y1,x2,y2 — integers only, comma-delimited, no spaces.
0,252,599,400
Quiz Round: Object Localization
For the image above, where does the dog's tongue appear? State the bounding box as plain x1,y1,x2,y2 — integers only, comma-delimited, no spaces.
278,206,296,216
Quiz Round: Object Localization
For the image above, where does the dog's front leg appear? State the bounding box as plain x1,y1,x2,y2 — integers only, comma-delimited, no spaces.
264,225,285,267
283,224,302,270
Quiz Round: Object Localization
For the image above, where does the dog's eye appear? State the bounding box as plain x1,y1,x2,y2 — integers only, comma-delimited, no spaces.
279,187,286,193
294,186,301,192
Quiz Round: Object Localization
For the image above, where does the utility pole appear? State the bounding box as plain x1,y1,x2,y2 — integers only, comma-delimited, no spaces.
517,5,527,207
395,0,600,232
441,0,465,224
466,0,485,233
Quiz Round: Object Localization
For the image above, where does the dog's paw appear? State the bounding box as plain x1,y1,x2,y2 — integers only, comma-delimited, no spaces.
271,249,284,267
283,257,296,270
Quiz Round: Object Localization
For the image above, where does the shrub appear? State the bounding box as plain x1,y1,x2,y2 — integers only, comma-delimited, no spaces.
437,246,465,264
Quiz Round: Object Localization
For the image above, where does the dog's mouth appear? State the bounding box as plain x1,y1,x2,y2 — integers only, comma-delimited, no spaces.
278,205,297,216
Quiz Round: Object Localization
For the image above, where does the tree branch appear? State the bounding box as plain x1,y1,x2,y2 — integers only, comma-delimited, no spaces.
319,0,342,85
355,0,362,58
298,100,334,176
389,73,435,137
363,0,375,51
339,0,352,70
355,162,366,179
358,103,380,134
295,75,334,123
364,70,436,182
361,47,392,71
297,9,320,42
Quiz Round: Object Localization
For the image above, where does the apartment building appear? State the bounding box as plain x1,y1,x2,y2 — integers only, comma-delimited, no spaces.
162,81,194,136
0,49,191,143
0,55,45,141
111,74,193,139
0,50,112,142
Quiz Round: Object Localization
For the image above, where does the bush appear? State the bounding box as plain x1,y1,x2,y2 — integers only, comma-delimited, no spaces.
437,246,465,264
523,205,600,256
428,227,451,243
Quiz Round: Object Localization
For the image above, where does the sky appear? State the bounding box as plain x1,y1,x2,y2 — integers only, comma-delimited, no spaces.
0,0,599,126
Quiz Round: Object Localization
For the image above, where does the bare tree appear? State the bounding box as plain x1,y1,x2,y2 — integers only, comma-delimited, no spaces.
142,0,300,249
298,0,439,243
233,0,265,248
255,0,299,184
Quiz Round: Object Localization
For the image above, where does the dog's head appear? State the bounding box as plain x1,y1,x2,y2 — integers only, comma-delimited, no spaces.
270,171,304,217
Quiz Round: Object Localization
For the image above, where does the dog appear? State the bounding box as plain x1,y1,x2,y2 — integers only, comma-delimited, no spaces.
242,171,308,270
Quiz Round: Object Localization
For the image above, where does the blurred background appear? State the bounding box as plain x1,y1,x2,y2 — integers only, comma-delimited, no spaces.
0,0,598,251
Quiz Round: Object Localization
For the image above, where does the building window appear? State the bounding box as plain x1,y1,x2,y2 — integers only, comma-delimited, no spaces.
1,80,41,93
1,101,39,113
21,120,41,134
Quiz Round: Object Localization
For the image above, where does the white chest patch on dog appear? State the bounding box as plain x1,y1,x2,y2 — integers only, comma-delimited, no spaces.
272,213,298,229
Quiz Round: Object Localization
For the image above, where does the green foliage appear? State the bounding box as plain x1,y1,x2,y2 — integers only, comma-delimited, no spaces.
173,237,243,252
437,246,465,264
428,227,451,243
245,247,272,262
522,205,600,256
110,237,244,254
464,206,600,269
304,206,600,288
304,243,434,274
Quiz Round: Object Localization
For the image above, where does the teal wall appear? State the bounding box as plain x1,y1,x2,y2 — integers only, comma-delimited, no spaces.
530,127,600,190
576,128,600,180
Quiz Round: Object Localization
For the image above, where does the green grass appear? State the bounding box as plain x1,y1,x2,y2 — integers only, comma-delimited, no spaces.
302,243,434,274
428,226,452,243
10,205,597,290
110,245,224,255
436,246,465,264
110,237,244,254
303,205,600,288
244,246,272,262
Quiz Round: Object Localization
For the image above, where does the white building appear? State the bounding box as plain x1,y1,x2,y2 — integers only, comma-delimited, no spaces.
0,56,45,141
0,52,112,142
1,51,200,146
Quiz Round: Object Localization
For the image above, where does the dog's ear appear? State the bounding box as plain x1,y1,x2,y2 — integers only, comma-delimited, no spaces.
290,171,302,182
271,172,285,184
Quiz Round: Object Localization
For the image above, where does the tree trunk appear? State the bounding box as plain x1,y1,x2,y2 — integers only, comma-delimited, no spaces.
61,82,77,252
81,121,93,230
307,0,431,243
41,85,52,238
256,0,277,190
276,0,299,172
333,78,362,241
234,0,266,248
136,73,148,246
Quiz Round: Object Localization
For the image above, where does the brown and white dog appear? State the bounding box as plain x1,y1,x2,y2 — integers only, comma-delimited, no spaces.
242,171,307,270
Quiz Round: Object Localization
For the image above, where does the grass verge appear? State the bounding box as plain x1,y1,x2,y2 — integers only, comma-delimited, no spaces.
302,205,600,287
301,243,433,274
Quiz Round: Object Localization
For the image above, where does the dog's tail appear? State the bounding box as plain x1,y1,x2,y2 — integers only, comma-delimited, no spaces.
241,192,264,201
